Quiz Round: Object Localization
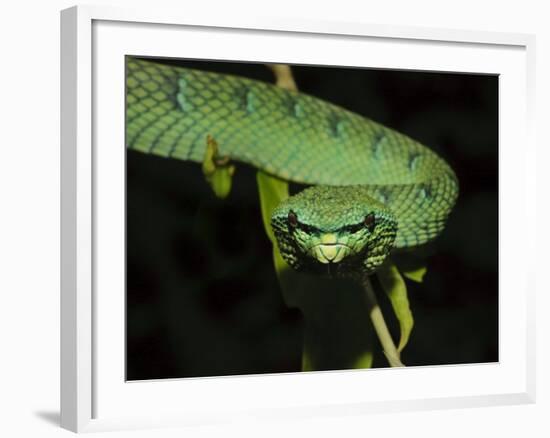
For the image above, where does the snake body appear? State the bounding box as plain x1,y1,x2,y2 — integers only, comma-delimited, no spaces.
127,57,459,276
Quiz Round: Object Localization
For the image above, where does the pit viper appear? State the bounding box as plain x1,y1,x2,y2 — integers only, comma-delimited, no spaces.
126,57,459,278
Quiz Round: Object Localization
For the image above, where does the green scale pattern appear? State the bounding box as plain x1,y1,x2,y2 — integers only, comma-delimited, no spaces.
126,57,459,249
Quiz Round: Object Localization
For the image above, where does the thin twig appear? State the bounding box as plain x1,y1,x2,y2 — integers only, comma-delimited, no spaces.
362,276,405,367
267,64,298,91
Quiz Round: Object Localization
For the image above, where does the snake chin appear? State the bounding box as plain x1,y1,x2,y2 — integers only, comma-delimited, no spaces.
309,243,351,264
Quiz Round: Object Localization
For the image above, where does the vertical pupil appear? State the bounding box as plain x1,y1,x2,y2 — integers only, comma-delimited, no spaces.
364,214,375,231
288,211,298,227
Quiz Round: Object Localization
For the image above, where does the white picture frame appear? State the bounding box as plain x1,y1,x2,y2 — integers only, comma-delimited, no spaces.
60,4,536,433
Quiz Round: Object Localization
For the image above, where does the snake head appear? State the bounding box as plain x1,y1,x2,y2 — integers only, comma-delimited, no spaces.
271,186,398,278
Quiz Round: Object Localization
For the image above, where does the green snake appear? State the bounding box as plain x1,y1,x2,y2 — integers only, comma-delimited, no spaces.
127,57,459,278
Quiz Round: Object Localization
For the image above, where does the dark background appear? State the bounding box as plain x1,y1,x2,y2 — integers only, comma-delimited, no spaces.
126,58,498,380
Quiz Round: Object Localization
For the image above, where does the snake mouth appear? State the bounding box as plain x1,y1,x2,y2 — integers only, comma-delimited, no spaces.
309,243,351,264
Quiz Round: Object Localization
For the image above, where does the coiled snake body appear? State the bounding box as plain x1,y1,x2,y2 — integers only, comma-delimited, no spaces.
127,58,459,277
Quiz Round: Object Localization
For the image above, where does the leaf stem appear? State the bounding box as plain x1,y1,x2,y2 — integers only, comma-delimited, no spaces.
267,64,298,91
362,276,405,367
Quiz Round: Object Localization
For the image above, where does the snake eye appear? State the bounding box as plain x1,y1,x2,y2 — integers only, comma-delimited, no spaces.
288,211,298,229
364,213,375,232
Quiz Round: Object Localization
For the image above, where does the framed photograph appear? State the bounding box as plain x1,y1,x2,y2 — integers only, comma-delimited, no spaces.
61,5,536,433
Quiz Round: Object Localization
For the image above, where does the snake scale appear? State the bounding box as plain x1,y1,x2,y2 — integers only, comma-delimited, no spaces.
127,57,459,277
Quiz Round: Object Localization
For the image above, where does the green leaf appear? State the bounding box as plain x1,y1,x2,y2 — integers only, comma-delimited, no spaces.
392,251,429,283
256,171,290,277
353,351,374,369
202,135,235,199
302,350,314,372
207,166,235,199
377,262,414,353
402,266,427,283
